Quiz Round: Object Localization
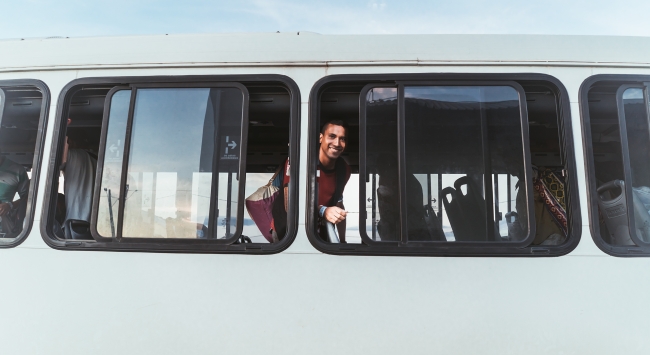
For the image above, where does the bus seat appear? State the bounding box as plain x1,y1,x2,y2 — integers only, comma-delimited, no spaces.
505,211,524,241
597,180,635,245
442,185,479,241
442,176,487,241
63,219,93,240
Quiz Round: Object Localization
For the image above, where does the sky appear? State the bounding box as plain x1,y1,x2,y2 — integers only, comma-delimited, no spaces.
1,0,650,39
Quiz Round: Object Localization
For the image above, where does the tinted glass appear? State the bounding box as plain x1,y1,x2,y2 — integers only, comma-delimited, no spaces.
96,90,130,238
362,87,399,241
403,86,526,242
0,85,41,239
622,88,650,188
622,88,650,243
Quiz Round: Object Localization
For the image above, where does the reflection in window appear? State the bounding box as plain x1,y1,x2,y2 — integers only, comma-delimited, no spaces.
95,87,244,240
96,89,130,238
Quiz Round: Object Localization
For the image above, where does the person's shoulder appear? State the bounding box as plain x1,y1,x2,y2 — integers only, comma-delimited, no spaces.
2,158,26,173
69,148,94,161
68,148,85,156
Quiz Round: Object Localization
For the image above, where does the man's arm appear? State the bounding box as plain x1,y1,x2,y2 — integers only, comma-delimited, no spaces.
322,203,348,242
62,137,69,165
0,201,12,216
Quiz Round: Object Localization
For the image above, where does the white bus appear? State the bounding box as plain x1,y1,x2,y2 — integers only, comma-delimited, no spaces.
1,33,650,354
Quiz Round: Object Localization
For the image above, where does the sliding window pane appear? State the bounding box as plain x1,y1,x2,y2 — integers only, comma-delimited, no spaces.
96,90,130,238
121,87,243,239
621,88,650,243
363,87,399,242
403,86,527,242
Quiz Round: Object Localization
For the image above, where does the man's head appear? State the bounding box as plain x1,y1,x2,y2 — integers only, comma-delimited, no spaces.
319,120,348,164
66,118,89,149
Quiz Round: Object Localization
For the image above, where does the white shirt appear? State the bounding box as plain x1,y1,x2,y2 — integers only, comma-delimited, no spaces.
64,149,97,223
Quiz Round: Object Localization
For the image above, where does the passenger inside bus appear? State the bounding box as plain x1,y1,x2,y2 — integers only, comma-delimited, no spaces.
0,152,29,235
0,85,41,239
312,120,351,242
58,118,97,239
267,120,352,243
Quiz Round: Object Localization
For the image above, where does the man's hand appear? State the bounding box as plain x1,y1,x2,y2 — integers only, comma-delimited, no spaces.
324,206,347,224
0,202,12,216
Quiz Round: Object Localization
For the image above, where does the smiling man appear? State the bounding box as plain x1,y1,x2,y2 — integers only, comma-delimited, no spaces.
316,120,351,242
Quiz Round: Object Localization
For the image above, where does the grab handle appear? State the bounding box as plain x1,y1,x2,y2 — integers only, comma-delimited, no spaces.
325,221,340,243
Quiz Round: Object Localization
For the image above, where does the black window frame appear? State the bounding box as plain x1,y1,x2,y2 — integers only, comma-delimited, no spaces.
580,74,650,256
0,80,50,249
308,73,581,257
41,75,300,254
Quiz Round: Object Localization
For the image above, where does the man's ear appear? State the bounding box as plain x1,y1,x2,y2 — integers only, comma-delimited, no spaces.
319,133,323,144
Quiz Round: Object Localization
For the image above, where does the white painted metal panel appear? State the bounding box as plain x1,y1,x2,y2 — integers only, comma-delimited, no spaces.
0,34,649,354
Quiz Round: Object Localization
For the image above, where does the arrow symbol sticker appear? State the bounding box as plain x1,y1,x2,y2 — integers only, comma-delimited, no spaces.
109,143,118,158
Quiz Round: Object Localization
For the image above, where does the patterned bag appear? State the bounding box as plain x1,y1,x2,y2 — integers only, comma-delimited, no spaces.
245,166,283,243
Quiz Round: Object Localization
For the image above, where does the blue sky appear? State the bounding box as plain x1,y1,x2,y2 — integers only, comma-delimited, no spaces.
1,0,649,39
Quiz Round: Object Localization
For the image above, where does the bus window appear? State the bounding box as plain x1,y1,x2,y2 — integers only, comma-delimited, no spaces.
311,75,579,256
45,77,298,253
0,81,48,247
583,76,650,256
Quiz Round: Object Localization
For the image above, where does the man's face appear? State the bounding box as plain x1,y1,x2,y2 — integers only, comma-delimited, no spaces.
319,124,346,161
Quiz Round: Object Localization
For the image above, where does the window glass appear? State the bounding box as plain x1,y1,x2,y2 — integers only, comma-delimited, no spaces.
620,87,650,244
355,85,531,244
95,87,244,240
362,87,398,241
622,88,650,192
586,80,650,251
403,86,526,242
96,89,130,238
0,84,43,241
